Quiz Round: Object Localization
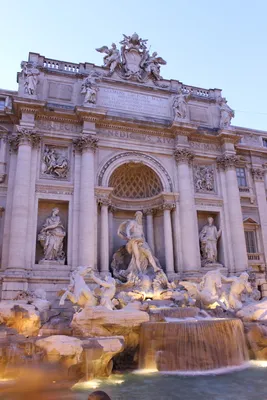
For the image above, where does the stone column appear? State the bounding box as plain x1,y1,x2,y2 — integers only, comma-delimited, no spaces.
108,206,115,261
73,135,98,267
0,132,7,183
174,149,200,272
163,203,175,275
252,168,267,264
99,198,110,275
217,155,248,272
144,209,155,254
8,127,40,270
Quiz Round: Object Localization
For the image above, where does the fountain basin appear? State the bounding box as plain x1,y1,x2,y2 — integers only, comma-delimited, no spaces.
139,318,249,372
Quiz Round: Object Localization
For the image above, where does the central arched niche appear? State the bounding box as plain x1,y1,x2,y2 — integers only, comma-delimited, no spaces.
106,162,166,270
109,162,163,199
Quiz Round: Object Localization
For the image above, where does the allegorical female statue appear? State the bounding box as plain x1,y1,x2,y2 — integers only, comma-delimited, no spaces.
199,217,222,265
38,208,66,263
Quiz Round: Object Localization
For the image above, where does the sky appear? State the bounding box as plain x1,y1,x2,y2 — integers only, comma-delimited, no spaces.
1,0,267,131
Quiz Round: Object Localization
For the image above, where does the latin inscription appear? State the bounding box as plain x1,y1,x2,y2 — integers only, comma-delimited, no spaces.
98,129,174,146
97,87,171,117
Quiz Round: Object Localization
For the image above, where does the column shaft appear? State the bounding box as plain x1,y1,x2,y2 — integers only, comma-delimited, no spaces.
175,150,200,271
146,212,155,254
163,207,174,274
252,169,267,263
217,155,248,272
79,149,95,266
108,208,114,261
8,142,33,269
100,203,109,274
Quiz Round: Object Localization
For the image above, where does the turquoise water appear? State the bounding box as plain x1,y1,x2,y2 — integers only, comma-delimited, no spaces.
73,364,267,400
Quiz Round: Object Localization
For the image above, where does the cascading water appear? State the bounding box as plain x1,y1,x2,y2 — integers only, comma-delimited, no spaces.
139,318,249,372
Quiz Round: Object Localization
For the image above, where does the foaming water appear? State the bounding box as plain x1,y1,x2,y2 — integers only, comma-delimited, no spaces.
139,319,249,372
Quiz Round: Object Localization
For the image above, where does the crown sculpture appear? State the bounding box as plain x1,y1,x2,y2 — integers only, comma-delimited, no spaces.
96,32,167,86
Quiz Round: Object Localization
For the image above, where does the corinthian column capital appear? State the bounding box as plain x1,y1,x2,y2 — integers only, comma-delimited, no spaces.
73,134,98,153
9,126,41,152
251,168,265,182
216,154,238,170
173,148,194,165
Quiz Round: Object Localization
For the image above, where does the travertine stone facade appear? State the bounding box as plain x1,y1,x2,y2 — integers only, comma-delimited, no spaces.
0,33,267,299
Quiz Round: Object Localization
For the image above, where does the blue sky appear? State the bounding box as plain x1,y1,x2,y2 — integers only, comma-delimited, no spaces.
1,0,267,131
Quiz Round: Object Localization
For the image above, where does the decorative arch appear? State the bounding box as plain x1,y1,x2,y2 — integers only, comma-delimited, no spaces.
97,151,173,192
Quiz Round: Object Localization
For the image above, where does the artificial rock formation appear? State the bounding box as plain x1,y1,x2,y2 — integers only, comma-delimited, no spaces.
35,334,124,379
237,298,267,321
0,298,50,336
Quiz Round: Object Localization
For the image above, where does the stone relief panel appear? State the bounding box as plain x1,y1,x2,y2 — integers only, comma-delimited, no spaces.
41,145,70,180
194,164,215,193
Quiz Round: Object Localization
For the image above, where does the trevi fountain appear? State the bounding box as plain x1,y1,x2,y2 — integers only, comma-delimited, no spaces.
1,33,267,399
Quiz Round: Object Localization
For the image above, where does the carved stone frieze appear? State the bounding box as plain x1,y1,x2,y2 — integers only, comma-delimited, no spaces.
173,148,194,164
73,135,98,153
216,154,239,170
41,145,69,179
9,126,41,152
251,168,265,182
194,165,215,193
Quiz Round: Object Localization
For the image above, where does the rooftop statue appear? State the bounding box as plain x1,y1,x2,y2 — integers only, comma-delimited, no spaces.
96,43,121,76
172,90,190,121
96,33,167,85
218,97,235,129
21,61,40,96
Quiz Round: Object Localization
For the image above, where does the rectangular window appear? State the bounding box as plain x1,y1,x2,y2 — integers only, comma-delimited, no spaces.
245,231,258,253
262,138,267,148
236,167,247,187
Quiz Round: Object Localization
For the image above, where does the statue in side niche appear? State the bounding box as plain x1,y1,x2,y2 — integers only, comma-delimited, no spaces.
21,62,40,95
38,208,66,263
199,217,222,265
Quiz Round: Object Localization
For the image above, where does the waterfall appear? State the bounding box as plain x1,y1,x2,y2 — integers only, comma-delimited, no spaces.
139,319,249,372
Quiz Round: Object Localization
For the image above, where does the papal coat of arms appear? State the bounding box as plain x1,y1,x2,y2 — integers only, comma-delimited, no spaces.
96,32,167,86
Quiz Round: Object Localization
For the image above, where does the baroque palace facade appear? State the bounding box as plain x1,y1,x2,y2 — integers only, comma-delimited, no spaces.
0,33,267,300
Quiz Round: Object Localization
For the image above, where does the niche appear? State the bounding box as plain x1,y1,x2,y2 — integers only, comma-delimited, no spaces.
197,211,223,266
36,200,68,265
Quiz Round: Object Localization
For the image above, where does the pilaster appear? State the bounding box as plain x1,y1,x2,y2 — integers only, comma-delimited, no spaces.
251,167,267,265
